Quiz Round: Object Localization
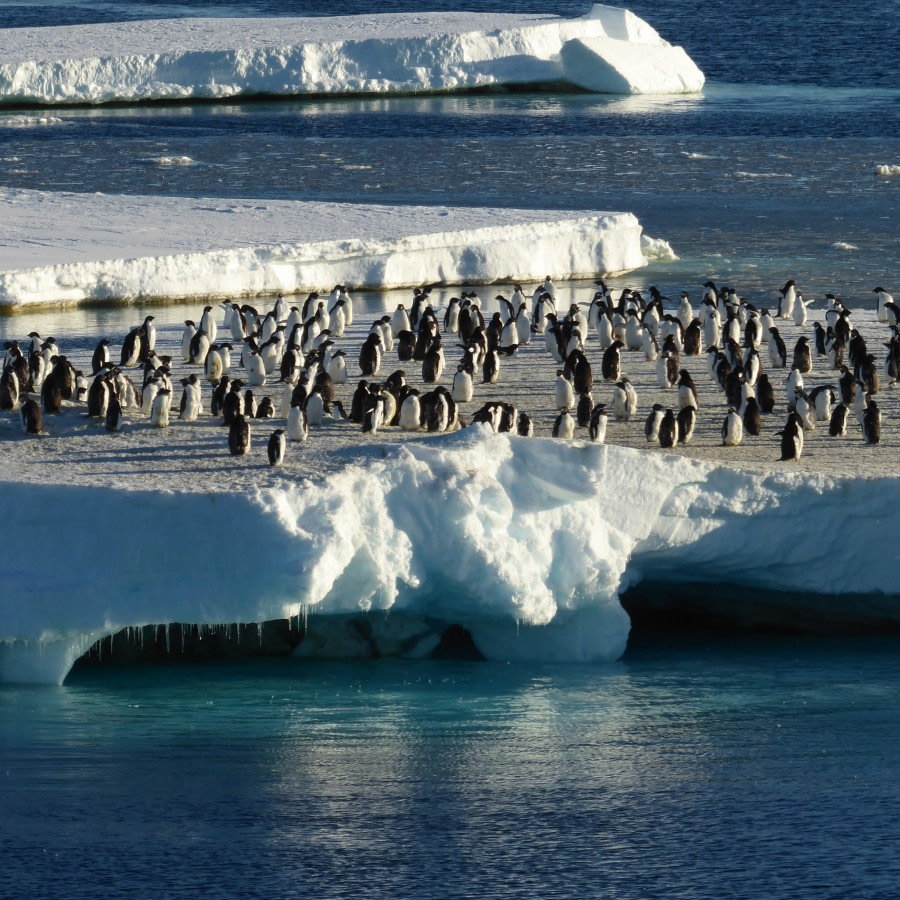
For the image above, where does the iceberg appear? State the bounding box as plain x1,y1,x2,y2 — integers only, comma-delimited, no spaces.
0,188,648,308
1,429,897,685
0,5,705,107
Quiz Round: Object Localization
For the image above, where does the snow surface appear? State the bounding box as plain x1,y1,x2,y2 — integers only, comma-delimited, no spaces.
0,188,649,308
0,5,705,106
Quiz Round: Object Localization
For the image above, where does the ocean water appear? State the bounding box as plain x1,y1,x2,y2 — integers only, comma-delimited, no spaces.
1,2,900,895
5,637,900,898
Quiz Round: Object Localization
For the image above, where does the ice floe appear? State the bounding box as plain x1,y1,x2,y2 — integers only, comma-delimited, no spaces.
0,5,705,106
0,188,648,307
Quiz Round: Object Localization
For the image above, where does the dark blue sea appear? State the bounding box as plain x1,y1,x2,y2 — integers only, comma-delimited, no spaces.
1,1,899,896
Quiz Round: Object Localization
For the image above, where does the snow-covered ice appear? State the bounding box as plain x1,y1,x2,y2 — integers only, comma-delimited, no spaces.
2,425,898,685
0,188,648,308
0,5,705,106
1,275,899,684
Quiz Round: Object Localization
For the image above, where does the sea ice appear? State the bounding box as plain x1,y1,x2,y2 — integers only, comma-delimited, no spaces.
0,5,705,106
0,188,647,308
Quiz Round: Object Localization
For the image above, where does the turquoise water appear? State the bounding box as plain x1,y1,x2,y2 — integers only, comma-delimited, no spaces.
4,635,900,897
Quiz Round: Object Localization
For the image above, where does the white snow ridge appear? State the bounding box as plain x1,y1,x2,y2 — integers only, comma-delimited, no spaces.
0,5,705,106
1,429,898,685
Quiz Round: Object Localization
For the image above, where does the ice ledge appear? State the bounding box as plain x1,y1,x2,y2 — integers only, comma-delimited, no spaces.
0,432,897,684
0,5,704,106
0,189,647,308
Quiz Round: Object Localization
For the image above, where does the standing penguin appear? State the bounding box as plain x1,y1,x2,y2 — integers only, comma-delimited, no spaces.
793,337,812,374
768,327,787,368
286,404,309,442
452,365,474,404
229,414,251,456
555,370,575,410
399,389,422,431
862,401,881,444
552,408,575,439
612,378,637,421
572,353,593,395
722,408,743,446
149,388,171,428
91,338,111,375
359,333,382,377
828,402,849,437
576,392,594,428
658,409,678,449
742,396,762,436
105,394,123,432
222,380,245,426
777,412,804,461
267,429,286,466
777,279,797,319
677,369,698,409
422,336,448,384
179,374,202,421
756,374,776,413
683,319,702,356
588,404,608,444
601,340,623,382
362,393,386,434
20,396,42,435
676,406,697,444
482,349,500,385
645,403,665,443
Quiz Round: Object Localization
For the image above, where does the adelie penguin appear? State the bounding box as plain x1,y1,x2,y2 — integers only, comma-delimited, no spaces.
777,411,804,461
676,406,697,444
677,369,698,410
179,374,202,421
222,380,245,426
722,407,743,446
20,397,42,435
645,403,665,443
658,408,678,449
149,388,171,428
828,402,849,437
576,392,593,428
862,401,881,445
552,407,575,439
601,340,623,382
756,374,776,414
768,327,787,369
482,349,500,385
267,429,286,466
105,395,123,432
359,333,382,377
229,414,251,456
588,404,607,443
742,397,762,436
793,337,812,374
286,403,309,442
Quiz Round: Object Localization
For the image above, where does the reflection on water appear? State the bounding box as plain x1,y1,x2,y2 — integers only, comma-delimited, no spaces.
4,639,900,896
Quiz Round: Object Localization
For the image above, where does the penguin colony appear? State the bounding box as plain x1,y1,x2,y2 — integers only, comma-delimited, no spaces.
0,280,895,469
